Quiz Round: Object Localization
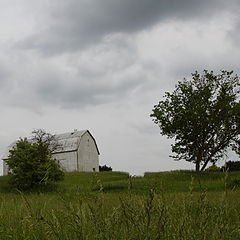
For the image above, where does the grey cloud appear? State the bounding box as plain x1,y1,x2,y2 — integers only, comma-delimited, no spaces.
4,0,240,111
0,67,8,88
130,122,159,135
34,67,146,109
17,0,231,55
0,61,13,90
0,39,150,110
228,13,240,46
168,49,240,81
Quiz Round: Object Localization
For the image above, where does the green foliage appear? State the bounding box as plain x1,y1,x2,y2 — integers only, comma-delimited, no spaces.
222,160,240,172
205,164,221,172
6,132,64,191
99,164,112,172
151,70,240,171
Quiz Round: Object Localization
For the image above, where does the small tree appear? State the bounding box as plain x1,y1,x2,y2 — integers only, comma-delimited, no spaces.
6,129,64,190
151,70,240,171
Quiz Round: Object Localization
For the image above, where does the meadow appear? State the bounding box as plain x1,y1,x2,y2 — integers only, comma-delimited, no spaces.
0,171,239,239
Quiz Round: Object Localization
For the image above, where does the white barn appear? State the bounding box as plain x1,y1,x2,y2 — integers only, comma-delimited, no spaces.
2,130,100,175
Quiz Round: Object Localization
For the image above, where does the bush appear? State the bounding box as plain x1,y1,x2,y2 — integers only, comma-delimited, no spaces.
222,161,240,172
6,135,64,191
99,165,112,172
205,165,221,172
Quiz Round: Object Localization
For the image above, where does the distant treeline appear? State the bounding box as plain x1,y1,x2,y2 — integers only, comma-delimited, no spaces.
99,164,112,172
206,161,240,172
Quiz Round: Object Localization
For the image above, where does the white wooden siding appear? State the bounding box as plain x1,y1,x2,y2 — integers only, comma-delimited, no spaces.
53,151,78,172
78,131,99,172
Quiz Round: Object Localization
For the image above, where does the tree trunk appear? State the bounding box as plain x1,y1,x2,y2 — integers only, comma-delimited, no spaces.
200,159,210,171
195,161,200,172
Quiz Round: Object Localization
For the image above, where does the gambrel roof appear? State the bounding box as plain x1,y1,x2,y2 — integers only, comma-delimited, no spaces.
54,130,100,154
54,130,87,153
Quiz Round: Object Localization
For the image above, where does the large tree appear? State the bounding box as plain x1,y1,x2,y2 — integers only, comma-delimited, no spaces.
6,129,64,190
151,70,240,171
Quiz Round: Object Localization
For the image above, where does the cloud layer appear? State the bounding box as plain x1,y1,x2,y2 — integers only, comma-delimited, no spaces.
18,0,237,54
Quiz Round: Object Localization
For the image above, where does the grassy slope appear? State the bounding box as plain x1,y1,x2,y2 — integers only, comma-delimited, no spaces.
0,171,240,239
59,170,240,193
1,170,240,193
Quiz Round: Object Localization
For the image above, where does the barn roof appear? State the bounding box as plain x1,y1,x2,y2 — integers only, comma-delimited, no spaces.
2,130,100,160
53,130,87,154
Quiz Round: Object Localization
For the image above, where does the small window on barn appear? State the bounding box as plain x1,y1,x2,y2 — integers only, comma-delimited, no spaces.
93,168,95,172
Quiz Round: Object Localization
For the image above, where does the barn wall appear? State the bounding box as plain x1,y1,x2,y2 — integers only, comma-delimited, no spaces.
3,160,9,176
53,151,78,172
78,132,99,172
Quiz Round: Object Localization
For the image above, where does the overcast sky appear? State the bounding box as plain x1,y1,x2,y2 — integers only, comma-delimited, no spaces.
0,0,240,175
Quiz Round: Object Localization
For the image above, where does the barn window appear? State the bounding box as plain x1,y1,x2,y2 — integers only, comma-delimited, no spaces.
93,168,95,172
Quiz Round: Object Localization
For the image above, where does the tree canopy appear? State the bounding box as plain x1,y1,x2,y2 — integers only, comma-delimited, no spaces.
151,70,240,171
6,129,64,190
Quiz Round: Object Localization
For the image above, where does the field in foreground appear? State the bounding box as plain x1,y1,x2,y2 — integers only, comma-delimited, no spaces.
0,171,239,239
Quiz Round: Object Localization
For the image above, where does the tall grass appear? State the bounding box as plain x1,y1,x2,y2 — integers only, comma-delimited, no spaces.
0,190,239,239
0,171,239,239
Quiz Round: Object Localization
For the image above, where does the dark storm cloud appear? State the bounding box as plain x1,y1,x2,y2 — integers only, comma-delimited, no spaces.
18,0,231,55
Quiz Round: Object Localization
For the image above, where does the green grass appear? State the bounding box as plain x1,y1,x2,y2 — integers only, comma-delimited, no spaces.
0,171,240,239
2,170,239,194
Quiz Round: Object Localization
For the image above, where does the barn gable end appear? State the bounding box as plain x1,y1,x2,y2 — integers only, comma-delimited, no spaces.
78,131,99,172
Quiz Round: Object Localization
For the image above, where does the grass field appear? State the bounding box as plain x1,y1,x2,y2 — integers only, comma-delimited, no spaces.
0,171,240,239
